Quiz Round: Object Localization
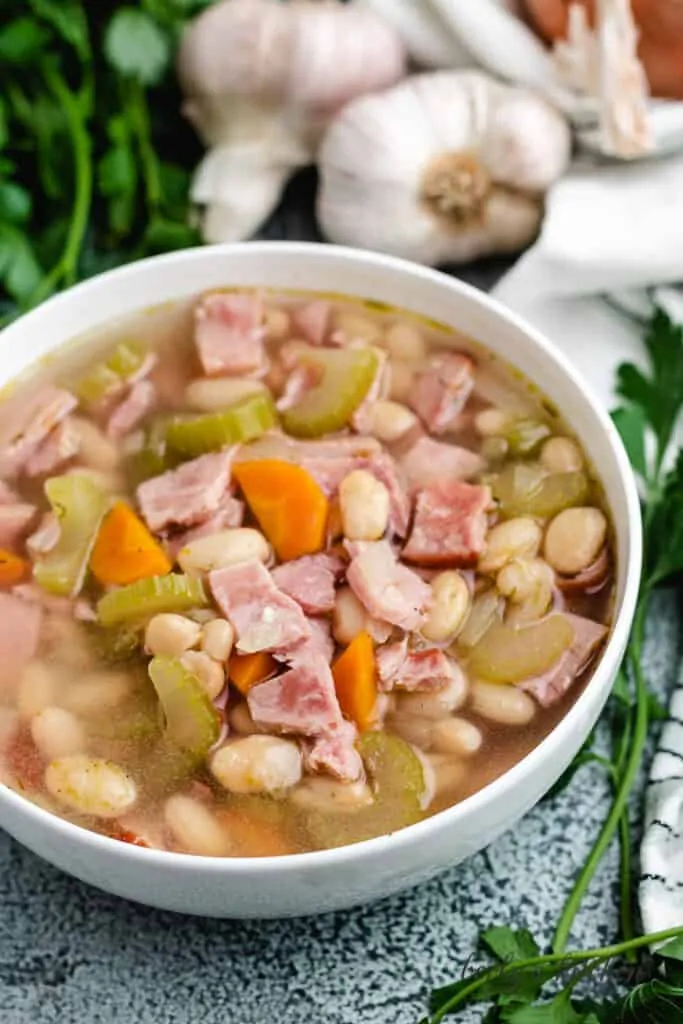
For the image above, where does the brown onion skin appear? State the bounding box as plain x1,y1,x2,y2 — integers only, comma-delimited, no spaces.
522,0,683,99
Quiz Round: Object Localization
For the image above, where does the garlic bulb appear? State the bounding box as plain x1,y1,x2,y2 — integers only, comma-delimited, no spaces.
317,71,572,267
178,0,407,243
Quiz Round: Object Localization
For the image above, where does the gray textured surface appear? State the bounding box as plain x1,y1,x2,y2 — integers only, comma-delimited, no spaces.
0,177,674,1023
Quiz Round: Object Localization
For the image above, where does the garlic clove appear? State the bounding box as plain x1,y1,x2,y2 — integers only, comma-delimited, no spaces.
357,0,472,70
478,89,571,191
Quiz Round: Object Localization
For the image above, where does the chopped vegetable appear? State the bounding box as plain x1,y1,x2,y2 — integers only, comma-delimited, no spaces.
127,416,178,484
492,463,589,518
148,655,219,765
229,651,278,695
90,501,171,586
466,615,575,683
0,549,29,587
232,460,329,561
75,342,147,405
456,588,503,649
280,346,379,437
34,473,109,597
97,573,207,627
89,625,142,665
332,632,378,731
166,393,277,457
504,418,552,456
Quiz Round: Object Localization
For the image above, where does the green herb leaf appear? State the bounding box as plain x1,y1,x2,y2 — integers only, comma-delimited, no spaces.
500,990,599,1023
646,448,683,587
0,226,43,303
0,17,49,63
611,405,648,480
483,927,541,964
0,98,8,150
0,181,31,225
104,8,171,85
27,0,90,59
658,937,683,966
143,218,198,253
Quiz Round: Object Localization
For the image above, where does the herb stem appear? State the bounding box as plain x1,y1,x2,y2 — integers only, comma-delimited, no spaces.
127,78,162,215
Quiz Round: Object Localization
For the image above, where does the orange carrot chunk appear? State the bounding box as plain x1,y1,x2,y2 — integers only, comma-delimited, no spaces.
232,459,328,562
332,630,378,732
0,549,29,588
90,501,171,586
229,651,278,695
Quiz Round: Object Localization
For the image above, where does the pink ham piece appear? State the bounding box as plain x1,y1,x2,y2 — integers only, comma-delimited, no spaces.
0,388,77,478
276,365,317,413
24,419,80,478
106,379,156,440
403,480,491,568
0,504,38,548
303,449,410,537
165,499,245,560
401,436,483,491
409,353,475,435
351,348,389,433
292,300,331,345
210,561,311,655
347,540,431,631
520,614,609,707
272,554,344,616
195,292,265,377
0,593,42,689
281,617,335,666
137,451,233,533
376,641,463,693
247,652,342,735
304,720,363,782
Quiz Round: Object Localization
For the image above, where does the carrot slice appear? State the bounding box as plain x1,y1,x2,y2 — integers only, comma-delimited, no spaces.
0,549,29,587
229,651,278,695
232,459,328,562
90,501,171,586
332,630,378,732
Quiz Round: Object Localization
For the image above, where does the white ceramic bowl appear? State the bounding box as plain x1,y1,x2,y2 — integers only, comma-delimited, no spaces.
0,242,642,918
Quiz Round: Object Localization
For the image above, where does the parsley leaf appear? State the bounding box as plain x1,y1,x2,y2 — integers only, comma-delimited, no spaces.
0,17,49,63
104,9,171,85
645,448,683,587
500,991,599,1023
611,406,648,480
483,927,541,964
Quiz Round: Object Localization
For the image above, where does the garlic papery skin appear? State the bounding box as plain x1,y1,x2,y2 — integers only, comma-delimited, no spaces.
317,71,571,267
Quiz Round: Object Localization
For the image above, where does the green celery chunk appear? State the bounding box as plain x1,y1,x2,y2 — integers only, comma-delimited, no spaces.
166,393,277,457
504,418,552,457
34,473,109,597
90,624,143,664
467,615,575,683
148,655,219,763
281,347,379,438
492,463,589,519
97,573,208,627
127,416,178,484
304,732,426,851
75,341,147,406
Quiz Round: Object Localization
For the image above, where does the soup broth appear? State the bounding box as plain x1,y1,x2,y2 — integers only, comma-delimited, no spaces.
0,290,614,856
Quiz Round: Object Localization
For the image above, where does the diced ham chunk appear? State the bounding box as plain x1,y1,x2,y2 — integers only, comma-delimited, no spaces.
520,614,609,707
403,480,491,568
195,292,265,377
0,481,19,504
210,562,311,655
137,451,233,533
0,388,77,478
0,503,38,548
247,653,342,735
24,419,80,477
347,540,431,631
351,348,389,433
304,720,363,782
409,353,475,435
292,300,331,345
165,499,244,560
376,640,462,693
401,436,483,491
272,554,344,616
303,449,410,537
106,380,156,440
286,617,335,665
276,365,317,413
0,594,42,689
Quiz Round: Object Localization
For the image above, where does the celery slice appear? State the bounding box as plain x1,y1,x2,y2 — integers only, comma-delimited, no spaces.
34,473,109,597
97,573,207,627
75,342,147,406
281,347,379,438
166,393,277,457
467,615,575,683
504,418,552,457
148,655,219,763
492,464,589,519
127,417,178,485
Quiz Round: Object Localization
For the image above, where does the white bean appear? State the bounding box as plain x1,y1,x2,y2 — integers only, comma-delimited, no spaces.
145,613,201,657
479,517,542,574
336,311,383,345
422,572,471,643
474,408,512,437
333,587,369,646
185,377,266,413
383,322,426,362
540,436,583,474
396,666,468,719
45,755,137,818
31,707,86,760
200,618,234,662
70,416,120,472
211,736,302,795
228,701,260,736
388,361,414,403
431,717,483,757
164,793,232,856
339,469,390,541
385,712,434,751
264,307,291,341
17,662,57,720
427,753,465,796
366,400,418,444
290,777,374,814
181,651,226,701
543,507,608,576
471,681,536,726
497,557,554,624
63,672,133,716
178,528,270,574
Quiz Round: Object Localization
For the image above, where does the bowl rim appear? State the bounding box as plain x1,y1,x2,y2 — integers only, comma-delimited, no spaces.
0,241,643,876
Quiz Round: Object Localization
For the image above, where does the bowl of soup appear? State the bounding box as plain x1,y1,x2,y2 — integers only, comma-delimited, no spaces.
0,242,641,917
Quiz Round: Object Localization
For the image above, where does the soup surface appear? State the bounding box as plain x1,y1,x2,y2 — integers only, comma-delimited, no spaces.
0,290,614,857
